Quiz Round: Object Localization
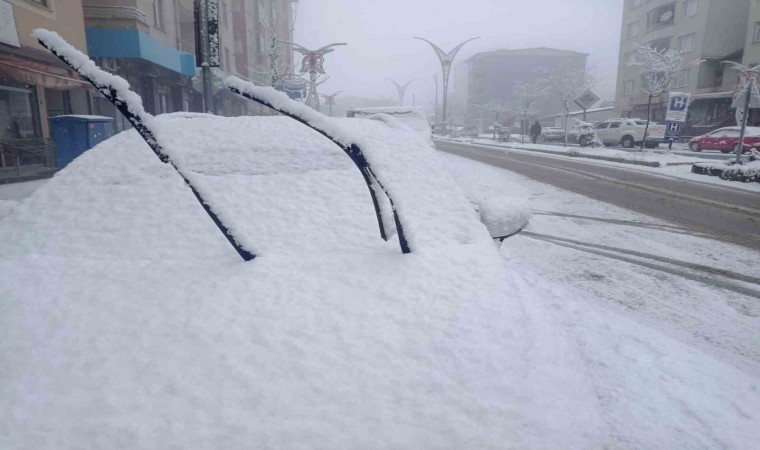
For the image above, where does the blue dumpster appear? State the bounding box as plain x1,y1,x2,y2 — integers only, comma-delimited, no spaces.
49,115,114,169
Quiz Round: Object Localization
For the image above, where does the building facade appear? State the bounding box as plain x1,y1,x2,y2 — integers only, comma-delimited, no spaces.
82,0,295,124
465,47,588,124
1,0,92,149
615,0,749,136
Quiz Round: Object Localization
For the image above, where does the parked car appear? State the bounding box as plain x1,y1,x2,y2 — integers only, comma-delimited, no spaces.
347,107,432,144
568,121,601,144
688,127,760,153
594,118,666,148
539,127,566,141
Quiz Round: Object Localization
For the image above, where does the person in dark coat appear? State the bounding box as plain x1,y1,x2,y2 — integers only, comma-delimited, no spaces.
530,120,542,144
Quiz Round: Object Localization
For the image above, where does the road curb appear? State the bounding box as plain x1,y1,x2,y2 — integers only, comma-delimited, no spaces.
436,138,669,168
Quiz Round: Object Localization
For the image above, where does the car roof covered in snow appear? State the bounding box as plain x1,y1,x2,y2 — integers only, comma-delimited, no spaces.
0,113,606,448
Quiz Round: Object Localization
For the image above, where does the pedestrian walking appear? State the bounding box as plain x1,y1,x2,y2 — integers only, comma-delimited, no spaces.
530,120,542,144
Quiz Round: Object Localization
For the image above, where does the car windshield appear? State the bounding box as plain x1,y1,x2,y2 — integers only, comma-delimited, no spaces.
2,1,759,448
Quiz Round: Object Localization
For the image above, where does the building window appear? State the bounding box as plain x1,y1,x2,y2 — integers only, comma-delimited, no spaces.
153,0,165,30
648,37,671,52
683,0,699,18
677,33,695,53
647,2,676,30
627,21,640,39
673,69,690,87
754,22,760,43
623,80,635,95
25,0,48,7
630,0,642,9
625,51,637,65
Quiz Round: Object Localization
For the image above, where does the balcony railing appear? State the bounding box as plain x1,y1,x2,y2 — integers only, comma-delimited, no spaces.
83,6,150,26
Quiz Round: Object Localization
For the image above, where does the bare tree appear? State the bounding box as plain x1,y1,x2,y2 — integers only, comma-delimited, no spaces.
628,43,701,151
514,81,542,144
248,7,301,88
536,65,598,147
475,102,513,140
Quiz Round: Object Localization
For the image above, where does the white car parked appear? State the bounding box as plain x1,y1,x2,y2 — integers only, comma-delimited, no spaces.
594,118,666,148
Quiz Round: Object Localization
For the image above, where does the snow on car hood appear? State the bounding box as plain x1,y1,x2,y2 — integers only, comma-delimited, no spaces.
0,114,605,448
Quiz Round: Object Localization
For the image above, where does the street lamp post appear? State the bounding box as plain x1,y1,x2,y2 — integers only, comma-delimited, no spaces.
321,91,342,117
414,36,479,132
291,43,347,111
385,78,415,106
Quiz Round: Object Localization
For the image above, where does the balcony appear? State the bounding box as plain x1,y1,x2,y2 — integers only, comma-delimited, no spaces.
83,6,150,32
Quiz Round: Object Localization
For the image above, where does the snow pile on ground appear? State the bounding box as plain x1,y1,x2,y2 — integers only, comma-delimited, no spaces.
442,152,760,448
478,196,532,237
0,114,612,448
693,158,760,183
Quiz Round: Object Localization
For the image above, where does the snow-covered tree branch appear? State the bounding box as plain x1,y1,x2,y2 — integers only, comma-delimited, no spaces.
474,102,514,139
628,43,702,150
513,81,542,143
536,65,598,146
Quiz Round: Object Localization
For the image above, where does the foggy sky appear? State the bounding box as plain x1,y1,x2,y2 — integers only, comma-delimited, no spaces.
294,0,624,108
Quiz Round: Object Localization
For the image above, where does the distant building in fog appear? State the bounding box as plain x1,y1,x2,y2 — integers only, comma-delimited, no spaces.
465,47,588,124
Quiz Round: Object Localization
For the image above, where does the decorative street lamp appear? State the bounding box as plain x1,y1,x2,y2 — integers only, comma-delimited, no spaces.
321,91,342,117
291,42,347,111
414,36,479,131
385,78,415,107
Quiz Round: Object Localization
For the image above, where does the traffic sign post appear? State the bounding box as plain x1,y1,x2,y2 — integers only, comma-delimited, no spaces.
664,92,691,150
194,0,219,114
732,71,760,164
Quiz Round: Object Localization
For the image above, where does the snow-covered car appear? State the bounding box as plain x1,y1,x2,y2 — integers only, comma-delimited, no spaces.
347,107,432,144
595,118,666,148
688,126,760,153
3,30,758,449
539,126,565,141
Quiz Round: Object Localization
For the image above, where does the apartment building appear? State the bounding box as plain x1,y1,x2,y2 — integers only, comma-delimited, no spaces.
1,0,92,144
616,0,749,135
80,0,294,123
465,47,588,124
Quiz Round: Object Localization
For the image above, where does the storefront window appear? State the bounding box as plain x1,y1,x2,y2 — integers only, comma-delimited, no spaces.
0,81,40,142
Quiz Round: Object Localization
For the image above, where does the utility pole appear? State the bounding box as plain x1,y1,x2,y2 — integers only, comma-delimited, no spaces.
434,74,439,125
321,91,342,117
415,36,479,133
194,0,219,114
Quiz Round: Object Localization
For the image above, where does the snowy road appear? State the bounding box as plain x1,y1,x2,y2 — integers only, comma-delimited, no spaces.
443,152,760,377
436,139,760,250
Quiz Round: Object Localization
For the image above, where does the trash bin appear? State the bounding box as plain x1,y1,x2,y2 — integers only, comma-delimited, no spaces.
49,115,114,169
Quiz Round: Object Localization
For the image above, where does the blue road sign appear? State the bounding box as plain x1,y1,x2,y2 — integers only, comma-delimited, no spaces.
665,121,683,140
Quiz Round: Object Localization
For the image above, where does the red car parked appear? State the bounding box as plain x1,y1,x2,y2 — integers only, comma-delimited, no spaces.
688,127,760,153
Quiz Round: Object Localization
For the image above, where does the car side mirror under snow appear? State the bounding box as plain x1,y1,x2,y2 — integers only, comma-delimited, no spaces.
476,196,532,241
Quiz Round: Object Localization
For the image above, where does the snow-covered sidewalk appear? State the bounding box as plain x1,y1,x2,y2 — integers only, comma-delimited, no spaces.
443,151,760,447
439,137,760,193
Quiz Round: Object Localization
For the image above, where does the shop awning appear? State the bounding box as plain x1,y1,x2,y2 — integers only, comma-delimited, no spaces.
691,91,734,100
0,53,91,91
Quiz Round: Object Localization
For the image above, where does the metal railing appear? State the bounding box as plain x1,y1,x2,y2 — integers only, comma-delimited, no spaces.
0,138,56,183
82,6,150,25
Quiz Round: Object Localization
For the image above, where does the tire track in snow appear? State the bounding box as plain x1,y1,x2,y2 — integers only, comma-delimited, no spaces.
521,231,760,303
